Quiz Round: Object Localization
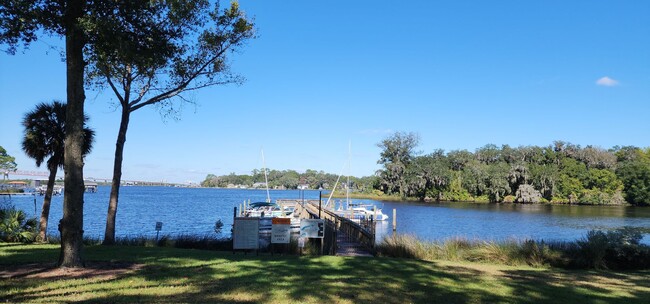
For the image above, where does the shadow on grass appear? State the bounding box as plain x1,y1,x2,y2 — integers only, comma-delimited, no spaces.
1,245,649,303
499,268,650,304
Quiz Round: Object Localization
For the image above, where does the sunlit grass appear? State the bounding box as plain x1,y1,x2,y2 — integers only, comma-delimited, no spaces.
377,231,650,270
1,243,649,303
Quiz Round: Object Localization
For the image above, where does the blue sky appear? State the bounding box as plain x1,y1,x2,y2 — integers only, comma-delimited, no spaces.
1,0,649,184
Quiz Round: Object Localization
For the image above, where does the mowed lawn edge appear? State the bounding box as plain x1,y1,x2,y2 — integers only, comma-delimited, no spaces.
1,243,649,303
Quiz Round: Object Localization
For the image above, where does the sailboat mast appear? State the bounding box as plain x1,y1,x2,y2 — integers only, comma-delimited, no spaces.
347,140,351,207
261,148,271,203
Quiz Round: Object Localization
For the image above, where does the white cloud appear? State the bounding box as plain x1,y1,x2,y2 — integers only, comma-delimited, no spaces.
596,76,619,87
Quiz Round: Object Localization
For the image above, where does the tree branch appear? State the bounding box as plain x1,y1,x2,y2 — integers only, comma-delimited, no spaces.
129,43,231,112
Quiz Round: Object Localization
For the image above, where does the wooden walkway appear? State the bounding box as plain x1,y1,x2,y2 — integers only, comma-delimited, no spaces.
285,199,375,257
336,232,373,257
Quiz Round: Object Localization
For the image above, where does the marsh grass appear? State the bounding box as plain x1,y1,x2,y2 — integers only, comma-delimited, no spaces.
377,228,650,270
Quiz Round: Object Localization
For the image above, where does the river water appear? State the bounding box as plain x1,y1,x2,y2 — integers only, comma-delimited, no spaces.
5,186,650,243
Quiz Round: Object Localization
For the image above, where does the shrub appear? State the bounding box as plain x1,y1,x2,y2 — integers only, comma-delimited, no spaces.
0,207,37,243
474,195,490,203
571,227,650,269
550,197,570,204
502,195,516,203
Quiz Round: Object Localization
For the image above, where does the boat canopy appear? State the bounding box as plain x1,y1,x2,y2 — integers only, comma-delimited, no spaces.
249,202,278,208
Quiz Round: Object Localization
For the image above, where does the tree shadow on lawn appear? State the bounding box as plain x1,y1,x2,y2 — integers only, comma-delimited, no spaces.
84,256,497,304
3,246,650,303
499,268,650,304
1,248,494,303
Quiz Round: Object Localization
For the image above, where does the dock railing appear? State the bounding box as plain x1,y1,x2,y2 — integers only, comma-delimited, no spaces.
297,200,376,254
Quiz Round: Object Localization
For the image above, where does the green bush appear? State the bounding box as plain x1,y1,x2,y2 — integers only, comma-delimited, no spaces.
0,206,37,243
575,227,650,270
474,195,490,203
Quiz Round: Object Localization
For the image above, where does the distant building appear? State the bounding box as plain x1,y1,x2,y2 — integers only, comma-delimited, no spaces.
7,181,28,189
297,184,309,190
84,181,98,193
252,182,267,189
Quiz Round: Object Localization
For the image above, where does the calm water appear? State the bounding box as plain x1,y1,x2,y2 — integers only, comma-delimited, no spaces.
5,186,650,243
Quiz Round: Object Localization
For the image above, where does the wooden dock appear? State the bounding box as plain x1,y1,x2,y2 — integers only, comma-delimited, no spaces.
285,199,375,257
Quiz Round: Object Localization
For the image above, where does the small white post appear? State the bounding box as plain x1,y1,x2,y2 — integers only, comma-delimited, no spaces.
392,209,397,231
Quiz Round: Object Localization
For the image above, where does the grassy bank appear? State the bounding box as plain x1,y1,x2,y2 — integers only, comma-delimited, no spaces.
1,243,649,303
377,230,650,270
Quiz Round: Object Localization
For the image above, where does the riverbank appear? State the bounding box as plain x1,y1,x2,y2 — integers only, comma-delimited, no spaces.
1,243,648,303
328,191,646,206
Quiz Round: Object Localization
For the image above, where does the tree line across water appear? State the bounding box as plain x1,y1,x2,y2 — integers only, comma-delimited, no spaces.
201,169,377,193
201,132,650,206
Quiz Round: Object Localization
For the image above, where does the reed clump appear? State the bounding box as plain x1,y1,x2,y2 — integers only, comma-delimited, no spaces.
376,227,650,270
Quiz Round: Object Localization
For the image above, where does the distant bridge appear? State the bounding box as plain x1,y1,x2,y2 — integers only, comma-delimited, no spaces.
3,171,188,187
6,170,50,177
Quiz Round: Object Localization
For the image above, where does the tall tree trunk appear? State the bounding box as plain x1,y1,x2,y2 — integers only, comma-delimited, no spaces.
38,166,58,242
103,107,130,245
59,0,86,268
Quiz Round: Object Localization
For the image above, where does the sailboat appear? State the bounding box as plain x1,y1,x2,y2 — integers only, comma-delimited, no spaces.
241,149,301,232
325,142,389,222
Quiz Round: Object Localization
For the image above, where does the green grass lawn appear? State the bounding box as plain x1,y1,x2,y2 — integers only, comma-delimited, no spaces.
1,243,649,303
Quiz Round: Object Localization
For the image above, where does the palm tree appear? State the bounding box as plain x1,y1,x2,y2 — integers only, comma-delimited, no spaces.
0,207,38,243
22,101,95,242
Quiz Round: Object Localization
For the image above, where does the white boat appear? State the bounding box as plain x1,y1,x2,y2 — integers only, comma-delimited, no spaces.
244,201,300,233
334,201,388,221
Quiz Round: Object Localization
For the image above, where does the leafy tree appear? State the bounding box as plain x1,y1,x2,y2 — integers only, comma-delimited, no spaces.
475,144,500,164
95,1,255,245
613,146,644,162
507,163,530,194
447,149,473,171
616,161,650,206
485,162,510,202
444,172,473,201
408,150,450,201
579,146,617,170
201,174,219,187
0,146,17,179
462,160,488,197
277,173,300,189
560,157,589,182
585,169,623,194
557,174,584,203
22,101,94,242
377,132,420,198
2,0,90,266
530,164,559,200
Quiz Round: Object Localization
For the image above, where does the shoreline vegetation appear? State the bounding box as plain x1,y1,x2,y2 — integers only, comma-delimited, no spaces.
200,136,650,207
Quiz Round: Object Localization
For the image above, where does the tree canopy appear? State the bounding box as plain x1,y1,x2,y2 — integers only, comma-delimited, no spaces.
96,1,255,245
0,146,17,175
374,132,649,206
